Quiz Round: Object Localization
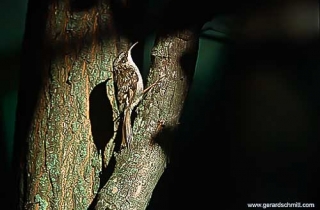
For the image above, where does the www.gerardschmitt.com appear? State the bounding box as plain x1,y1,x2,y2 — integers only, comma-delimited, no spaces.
247,202,315,209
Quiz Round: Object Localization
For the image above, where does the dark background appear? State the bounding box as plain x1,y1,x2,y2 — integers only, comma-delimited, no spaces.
0,0,319,209
0,0,28,208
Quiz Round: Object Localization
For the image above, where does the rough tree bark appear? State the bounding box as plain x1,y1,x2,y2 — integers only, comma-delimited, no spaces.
17,0,199,209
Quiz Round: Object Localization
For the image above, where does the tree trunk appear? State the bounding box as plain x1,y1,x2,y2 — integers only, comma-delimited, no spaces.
17,0,199,209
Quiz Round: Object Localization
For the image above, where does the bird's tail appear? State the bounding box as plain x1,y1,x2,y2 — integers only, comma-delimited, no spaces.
122,108,133,149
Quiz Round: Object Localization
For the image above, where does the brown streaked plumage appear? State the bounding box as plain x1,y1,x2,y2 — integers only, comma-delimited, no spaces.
113,42,143,148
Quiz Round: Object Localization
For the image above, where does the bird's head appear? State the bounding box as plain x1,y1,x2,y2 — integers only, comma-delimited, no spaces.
113,42,138,71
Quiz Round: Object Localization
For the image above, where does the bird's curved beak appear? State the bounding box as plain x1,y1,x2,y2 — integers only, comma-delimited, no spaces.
128,41,138,61
129,42,138,52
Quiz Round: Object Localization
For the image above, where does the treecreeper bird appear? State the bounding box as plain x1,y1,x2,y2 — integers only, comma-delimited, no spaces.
113,42,165,149
113,42,143,149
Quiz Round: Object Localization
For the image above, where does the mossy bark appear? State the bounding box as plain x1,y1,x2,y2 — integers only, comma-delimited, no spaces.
17,0,198,209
